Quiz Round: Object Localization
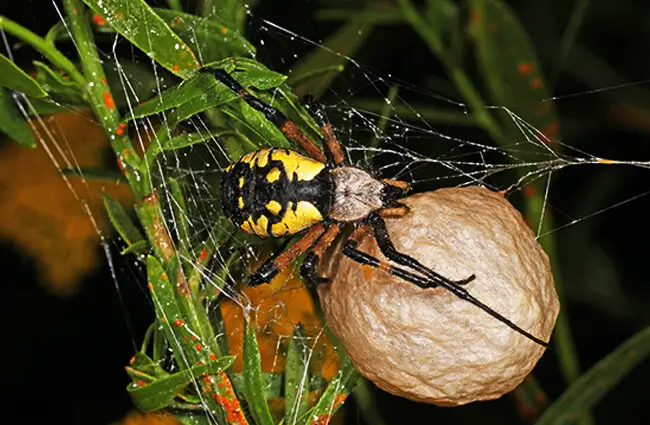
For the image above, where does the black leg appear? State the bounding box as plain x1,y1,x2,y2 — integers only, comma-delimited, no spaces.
342,237,549,347
200,68,327,163
368,213,474,286
302,94,347,166
300,252,330,284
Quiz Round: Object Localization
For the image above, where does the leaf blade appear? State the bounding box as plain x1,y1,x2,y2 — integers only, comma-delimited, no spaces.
535,327,650,425
81,0,200,77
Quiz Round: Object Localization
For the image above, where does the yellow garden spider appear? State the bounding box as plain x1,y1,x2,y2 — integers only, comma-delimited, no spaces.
206,68,549,347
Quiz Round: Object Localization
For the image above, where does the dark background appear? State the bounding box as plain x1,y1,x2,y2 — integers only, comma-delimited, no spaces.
1,0,650,424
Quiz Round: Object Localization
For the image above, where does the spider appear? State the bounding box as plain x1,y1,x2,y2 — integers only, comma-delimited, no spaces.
206,68,549,347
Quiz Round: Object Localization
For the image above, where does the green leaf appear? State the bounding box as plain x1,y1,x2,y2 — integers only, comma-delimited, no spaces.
121,240,149,256
153,131,227,153
0,54,47,98
229,372,329,400
243,320,275,425
154,8,255,64
126,73,219,121
33,61,84,104
103,193,144,245
45,21,69,44
62,166,126,182
511,374,549,423
424,0,462,64
467,0,560,144
306,356,360,423
235,69,287,90
289,15,374,98
128,355,235,411
0,88,36,147
166,84,238,126
285,324,310,425
535,327,650,425
81,0,200,78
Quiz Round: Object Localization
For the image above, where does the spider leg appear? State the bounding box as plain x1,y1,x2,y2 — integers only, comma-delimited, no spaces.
302,94,348,166
378,203,410,218
201,68,327,163
342,226,549,347
249,223,328,286
368,213,475,286
300,223,342,284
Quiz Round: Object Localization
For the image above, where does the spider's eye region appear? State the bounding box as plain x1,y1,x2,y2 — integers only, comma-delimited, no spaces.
220,148,333,238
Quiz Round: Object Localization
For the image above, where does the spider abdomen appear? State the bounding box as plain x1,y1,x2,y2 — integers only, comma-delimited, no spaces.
220,148,333,238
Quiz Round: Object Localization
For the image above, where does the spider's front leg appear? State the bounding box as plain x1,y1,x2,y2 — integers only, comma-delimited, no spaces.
249,223,327,286
368,213,475,286
302,94,348,167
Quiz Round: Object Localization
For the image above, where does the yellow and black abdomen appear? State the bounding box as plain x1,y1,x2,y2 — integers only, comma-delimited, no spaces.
220,148,333,238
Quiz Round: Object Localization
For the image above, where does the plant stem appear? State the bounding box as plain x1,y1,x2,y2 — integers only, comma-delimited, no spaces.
62,0,143,197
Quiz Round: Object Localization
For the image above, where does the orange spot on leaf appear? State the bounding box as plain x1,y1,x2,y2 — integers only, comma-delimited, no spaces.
103,91,115,109
92,14,106,26
518,62,534,76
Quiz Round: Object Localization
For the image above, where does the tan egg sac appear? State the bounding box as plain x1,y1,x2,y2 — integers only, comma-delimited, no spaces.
318,186,560,406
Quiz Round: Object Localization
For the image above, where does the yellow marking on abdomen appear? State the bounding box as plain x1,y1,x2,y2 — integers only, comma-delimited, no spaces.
238,176,245,188
242,215,270,238
265,200,282,215
270,201,323,237
266,167,282,183
270,150,325,181
238,196,244,209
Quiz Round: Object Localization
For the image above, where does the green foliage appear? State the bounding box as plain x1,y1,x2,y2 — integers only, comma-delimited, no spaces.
1,1,648,424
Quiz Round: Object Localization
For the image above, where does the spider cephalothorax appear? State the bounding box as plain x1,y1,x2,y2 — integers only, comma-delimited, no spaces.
208,67,549,347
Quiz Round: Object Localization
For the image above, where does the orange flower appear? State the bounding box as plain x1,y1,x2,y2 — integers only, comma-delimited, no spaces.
0,112,133,294
221,266,338,381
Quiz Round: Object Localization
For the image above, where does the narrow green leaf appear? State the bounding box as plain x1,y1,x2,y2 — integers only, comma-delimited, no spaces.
467,0,560,143
166,84,238,125
535,327,650,425
62,166,125,182
230,372,283,400
306,356,360,424
103,193,144,245
126,73,217,121
45,21,69,44
0,88,36,147
81,0,200,78
121,240,149,256
424,0,462,64
0,16,85,86
154,8,255,63
234,99,291,148
33,61,84,104
243,320,275,425
511,374,549,423
285,324,310,425
289,15,374,98
0,54,47,98
153,131,225,154
235,69,287,90
128,355,235,411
